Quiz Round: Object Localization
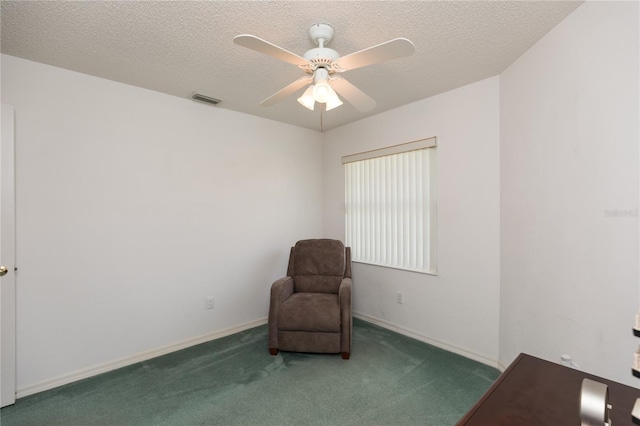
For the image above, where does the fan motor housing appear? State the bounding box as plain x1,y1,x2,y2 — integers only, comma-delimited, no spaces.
303,47,340,63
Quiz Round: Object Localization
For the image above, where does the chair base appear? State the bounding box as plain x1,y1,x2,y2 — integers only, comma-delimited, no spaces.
270,347,349,359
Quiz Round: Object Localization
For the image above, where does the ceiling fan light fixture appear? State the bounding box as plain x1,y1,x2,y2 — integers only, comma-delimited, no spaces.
313,80,332,103
297,85,315,110
312,68,333,104
325,90,343,111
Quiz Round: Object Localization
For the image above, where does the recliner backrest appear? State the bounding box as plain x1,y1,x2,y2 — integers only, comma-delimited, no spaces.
291,239,345,294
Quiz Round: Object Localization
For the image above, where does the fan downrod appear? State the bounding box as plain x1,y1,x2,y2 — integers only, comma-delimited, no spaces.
303,23,340,68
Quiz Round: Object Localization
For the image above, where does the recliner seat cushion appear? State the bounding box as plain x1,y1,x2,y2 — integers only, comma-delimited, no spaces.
278,293,340,332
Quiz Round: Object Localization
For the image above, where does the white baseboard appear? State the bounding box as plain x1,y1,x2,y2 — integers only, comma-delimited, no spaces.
354,312,500,370
17,317,268,399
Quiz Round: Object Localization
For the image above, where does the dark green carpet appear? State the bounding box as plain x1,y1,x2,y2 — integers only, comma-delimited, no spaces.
0,319,499,425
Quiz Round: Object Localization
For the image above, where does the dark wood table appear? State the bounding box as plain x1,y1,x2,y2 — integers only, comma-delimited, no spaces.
457,353,640,425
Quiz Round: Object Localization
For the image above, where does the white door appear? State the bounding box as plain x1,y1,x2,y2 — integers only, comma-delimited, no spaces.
1,104,16,407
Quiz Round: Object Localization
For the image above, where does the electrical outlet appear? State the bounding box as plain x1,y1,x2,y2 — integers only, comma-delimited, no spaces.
395,291,404,304
206,296,215,310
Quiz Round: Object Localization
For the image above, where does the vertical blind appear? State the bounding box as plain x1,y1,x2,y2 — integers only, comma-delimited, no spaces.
343,138,436,274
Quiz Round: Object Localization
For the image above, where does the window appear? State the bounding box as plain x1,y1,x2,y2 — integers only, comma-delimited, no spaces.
343,137,437,274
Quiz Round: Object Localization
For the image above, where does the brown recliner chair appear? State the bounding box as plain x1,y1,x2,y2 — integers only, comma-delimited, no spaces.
268,239,352,359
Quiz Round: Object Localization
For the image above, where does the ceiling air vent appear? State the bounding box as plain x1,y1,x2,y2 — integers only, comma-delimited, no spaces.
191,93,221,105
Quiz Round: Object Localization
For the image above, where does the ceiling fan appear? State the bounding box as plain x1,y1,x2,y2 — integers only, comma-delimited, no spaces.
234,24,415,112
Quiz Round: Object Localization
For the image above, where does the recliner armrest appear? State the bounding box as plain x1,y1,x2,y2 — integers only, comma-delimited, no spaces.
271,276,294,305
268,276,294,350
338,277,352,307
338,277,352,358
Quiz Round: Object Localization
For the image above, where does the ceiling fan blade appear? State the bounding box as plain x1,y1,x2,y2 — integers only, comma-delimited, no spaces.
234,35,309,67
330,76,376,112
260,76,313,107
335,38,415,71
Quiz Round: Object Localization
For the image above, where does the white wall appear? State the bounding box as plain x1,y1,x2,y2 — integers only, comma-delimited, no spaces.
323,77,501,365
500,1,639,385
1,55,324,392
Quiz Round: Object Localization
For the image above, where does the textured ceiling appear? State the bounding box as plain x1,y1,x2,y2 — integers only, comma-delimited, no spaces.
1,1,582,132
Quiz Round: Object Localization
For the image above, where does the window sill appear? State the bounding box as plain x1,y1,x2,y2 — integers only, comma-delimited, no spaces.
352,260,438,276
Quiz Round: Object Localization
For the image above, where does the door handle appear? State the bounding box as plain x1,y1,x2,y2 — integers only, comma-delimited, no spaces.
0,266,8,276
